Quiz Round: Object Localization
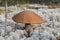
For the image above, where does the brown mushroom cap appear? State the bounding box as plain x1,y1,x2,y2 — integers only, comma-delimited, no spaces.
12,10,44,24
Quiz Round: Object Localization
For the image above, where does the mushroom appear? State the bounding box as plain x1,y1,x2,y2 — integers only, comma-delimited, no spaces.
12,10,44,37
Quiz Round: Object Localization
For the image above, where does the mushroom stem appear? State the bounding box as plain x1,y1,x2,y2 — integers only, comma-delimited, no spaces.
25,23,31,37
